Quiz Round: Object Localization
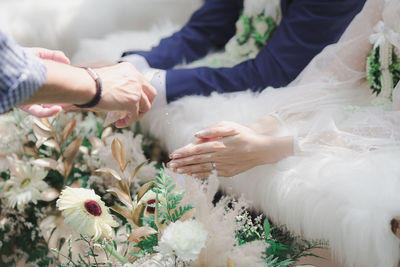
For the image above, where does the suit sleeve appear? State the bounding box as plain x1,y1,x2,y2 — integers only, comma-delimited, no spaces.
165,0,367,102
122,0,243,69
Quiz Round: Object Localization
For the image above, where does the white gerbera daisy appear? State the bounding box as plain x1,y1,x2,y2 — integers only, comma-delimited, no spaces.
4,157,48,210
56,187,118,240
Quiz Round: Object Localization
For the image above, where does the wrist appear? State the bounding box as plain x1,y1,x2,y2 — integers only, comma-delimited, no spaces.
74,67,102,108
73,67,97,105
259,135,294,165
25,60,97,105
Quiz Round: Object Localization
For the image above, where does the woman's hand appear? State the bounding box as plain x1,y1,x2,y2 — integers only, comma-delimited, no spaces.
20,47,71,117
167,121,294,178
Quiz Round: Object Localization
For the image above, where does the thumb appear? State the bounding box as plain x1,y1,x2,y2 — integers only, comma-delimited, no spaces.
47,50,71,65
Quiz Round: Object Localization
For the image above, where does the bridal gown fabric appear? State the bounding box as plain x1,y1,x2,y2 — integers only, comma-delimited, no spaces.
71,0,400,266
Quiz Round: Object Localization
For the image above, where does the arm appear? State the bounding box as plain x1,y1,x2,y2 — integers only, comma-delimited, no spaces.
122,0,243,69
22,61,156,128
0,32,156,127
0,32,47,114
164,0,366,102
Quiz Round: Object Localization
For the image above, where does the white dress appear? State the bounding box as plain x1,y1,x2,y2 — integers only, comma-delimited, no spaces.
139,0,400,266
71,0,400,265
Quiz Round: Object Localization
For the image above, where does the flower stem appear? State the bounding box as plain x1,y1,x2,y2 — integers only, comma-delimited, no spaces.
100,239,128,264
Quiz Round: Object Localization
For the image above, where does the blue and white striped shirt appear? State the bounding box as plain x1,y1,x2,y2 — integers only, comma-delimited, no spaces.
0,32,47,114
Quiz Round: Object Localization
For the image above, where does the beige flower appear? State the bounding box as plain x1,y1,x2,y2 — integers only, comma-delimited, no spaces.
135,190,166,217
56,187,118,240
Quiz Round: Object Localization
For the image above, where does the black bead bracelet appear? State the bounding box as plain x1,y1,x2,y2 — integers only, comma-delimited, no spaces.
75,67,102,108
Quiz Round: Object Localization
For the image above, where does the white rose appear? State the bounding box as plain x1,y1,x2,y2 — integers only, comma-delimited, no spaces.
159,220,207,262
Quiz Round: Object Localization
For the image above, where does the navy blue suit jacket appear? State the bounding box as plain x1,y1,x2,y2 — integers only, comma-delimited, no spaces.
122,0,366,103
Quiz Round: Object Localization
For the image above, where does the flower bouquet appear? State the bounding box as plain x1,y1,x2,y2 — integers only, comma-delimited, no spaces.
0,110,324,266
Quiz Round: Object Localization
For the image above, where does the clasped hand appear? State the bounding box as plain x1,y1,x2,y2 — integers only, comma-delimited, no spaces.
167,120,294,178
20,48,156,128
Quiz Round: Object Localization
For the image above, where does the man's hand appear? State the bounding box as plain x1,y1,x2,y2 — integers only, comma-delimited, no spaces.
92,62,157,127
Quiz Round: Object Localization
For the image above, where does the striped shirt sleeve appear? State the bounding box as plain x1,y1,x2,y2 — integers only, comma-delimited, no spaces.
0,31,47,114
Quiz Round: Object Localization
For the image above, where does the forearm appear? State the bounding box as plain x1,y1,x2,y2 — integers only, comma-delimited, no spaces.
260,135,294,165
22,60,95,105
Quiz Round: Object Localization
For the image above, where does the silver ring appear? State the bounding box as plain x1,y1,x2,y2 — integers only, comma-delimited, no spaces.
211,162,217,170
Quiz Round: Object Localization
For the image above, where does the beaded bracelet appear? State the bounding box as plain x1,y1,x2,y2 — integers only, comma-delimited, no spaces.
75,67,102,108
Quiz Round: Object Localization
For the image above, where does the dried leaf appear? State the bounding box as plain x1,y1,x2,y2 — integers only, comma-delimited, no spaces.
63,137,83,179
227,258,236,267
40,118,53,130
61,119,76,145
122,160,131,173
130,161,147,185
35,137,47,149
95,168,122,181
89,136,103,154
110,204,133,221
179,208,196,222
56,157,65,176
117,180,131,197
107,187,132,209
33,117,52,132
33,123,52,140
137,181,154,202
33,158,58,170
111,138,126,172
127,227,157,243
41,188,60,202
43,139,61,153
132,203,144,226
101,127,113,140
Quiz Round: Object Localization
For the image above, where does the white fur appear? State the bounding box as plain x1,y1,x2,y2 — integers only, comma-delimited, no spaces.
142,92,400,267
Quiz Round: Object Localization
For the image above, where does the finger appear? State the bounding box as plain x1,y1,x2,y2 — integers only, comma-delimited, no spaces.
195,124,239,139
174,162,214,175
142,82,157,104
21,105,62,117
170,140,225,159
33,48,70,64
50,50,70,65
115,112,139,128
139,93,151,114
168,152,215,168
192,172,212,179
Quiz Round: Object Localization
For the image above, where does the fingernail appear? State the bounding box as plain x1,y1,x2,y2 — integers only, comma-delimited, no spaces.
170,154,181,159
177,168,184,173
169,163,177,168
195,130,207,137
